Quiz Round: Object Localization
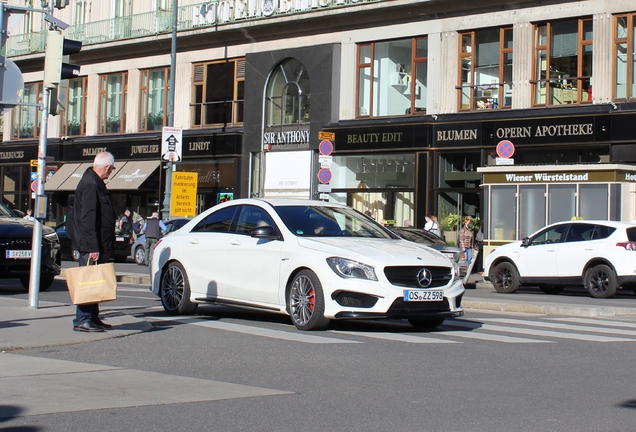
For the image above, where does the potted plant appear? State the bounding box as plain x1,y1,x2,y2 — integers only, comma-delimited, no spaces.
147,111,163,130
20,121,34,138
67,118,81,135
440,212,459,245
106,116,120,133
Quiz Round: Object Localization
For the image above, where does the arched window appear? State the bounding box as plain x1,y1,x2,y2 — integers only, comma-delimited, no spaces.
265,58,310,126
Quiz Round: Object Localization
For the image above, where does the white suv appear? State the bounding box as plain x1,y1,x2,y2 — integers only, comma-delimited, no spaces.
484,220,636,298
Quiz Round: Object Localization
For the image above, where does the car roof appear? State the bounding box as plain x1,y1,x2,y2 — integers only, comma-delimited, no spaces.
215,198,351,209
549,220,636,228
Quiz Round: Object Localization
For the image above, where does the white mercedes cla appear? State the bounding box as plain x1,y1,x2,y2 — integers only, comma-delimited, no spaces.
150,199,465,330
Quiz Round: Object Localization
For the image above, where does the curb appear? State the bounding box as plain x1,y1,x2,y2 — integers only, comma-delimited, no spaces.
462,300,636,317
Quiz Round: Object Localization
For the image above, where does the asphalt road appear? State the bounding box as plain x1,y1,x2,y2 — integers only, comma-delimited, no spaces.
2,266,636,431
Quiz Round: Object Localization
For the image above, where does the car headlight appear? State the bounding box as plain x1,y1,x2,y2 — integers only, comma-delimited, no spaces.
452,260,461,281
327,257,377,281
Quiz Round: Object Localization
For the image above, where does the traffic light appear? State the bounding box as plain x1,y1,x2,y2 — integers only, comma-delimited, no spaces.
55,0,70,9
43,31,82,89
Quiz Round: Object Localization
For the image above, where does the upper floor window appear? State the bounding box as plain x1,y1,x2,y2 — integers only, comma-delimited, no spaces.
62,77,87,136
458,27,512,111
12,82,42,140
140,67,169,131
265,58,310,126
534,18,593,106
357,37,428,117
615,14,636,101
99,72,128,134
192,59,245,128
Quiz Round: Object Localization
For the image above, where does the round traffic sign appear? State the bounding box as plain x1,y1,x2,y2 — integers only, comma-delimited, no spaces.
318,168,332,184
319,140,333,156
31,180,37,193
496,140,515,158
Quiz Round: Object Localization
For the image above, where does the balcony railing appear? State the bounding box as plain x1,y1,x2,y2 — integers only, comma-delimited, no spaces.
5,0,381,57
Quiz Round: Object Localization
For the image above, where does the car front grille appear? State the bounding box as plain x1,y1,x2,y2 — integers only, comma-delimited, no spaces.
387,297,451,313
384,266,453,288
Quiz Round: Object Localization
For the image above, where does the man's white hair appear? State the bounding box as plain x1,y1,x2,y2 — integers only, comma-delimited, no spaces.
93,152,115,168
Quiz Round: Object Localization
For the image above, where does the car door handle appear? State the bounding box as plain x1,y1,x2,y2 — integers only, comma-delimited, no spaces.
229,240,241,246
189,239,199,244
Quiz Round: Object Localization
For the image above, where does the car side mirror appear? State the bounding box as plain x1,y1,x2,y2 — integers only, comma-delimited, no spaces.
521,237,531,247
251,225,279,240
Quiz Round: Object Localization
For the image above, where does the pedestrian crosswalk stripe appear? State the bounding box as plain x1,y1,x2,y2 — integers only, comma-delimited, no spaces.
551,317,636,329
439,328,553,343
449,319,634,342
328,331,460,343
481,318,636,337
149,316,359,344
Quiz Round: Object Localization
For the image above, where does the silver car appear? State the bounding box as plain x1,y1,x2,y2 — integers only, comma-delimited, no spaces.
131,218,191,265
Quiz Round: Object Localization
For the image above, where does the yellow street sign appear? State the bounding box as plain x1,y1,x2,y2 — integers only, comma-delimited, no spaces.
170,172,198,218
318,131,335,141
30,159,38,167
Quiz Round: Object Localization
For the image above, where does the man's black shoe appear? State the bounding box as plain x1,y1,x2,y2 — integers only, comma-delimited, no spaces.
73,321,105,333
93,319,113,329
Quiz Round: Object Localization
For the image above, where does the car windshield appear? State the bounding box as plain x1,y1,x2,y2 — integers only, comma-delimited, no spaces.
275,205,395,239
0,202,16,217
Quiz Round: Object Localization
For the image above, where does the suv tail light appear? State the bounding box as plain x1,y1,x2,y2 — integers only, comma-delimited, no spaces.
616,241,636,250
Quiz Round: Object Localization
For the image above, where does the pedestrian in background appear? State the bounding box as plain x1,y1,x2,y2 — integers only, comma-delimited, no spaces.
118,209,132,235
143,212,166,266
458,217,475,268
424,214,441,237
71,151,117,333
23,209,35,221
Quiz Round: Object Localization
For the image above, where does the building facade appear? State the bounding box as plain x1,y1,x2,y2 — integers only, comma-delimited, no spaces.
2,0,636,242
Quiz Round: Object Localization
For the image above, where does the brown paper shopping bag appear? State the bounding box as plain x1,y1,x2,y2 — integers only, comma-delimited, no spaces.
66,261,117,305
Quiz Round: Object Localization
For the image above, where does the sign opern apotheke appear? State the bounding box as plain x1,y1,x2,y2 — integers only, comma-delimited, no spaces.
496,123,593,139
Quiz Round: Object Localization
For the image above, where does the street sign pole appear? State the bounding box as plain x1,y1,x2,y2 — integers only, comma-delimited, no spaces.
28,0,54,309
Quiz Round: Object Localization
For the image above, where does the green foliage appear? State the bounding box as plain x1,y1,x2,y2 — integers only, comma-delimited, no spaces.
67,118,81,135
440,213,459,232
147,111,163,127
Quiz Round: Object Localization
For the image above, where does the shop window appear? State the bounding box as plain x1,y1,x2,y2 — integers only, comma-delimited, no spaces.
533,18,593,106
357,37,428,118
98,72,127,134
61,77,87,137
140,67,169,131
458,27,512,111
12,82,42,140
519,185,546,239
192,58,245,128
490,185,516,240
548,184,576,224
437,152,481,188
614,14,636,101
265,58,310,126
579,184,608,220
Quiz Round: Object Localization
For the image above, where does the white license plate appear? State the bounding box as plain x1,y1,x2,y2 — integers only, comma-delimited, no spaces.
404,289,444,302
116,236,124,241
6,250,32,259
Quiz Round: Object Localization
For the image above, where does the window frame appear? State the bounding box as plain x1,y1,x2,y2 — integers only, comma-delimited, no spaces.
12,82,42,140
62,76,88,137
355,37,428,118
98,72,128,134
457,27,513,112
614,13,636,101
532,18,593,107
139,67,169,131
191,58,245,128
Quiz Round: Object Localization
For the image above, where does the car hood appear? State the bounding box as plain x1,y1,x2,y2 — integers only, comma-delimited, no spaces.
296,237,453,266
0,217,55,236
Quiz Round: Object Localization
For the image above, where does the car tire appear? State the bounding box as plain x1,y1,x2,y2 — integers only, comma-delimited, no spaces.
19,275,54,291
134,246,145,266
160,261,198,315
584,264,617,298
408,317,445,329
288,270,330,331
491,261,520,293
539,285,564,295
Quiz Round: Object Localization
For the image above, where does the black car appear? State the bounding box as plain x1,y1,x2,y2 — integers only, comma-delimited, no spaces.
55,221,131,263
0,202,61,291
392,227,468,276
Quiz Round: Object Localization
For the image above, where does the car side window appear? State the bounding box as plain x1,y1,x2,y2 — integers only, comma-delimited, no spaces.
530,225,567,245
563,223,595,242
191,207,237,233
235,205,276,235
592,225,617,240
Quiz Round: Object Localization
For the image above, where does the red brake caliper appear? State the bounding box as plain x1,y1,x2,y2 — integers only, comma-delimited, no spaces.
309,288,315,311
